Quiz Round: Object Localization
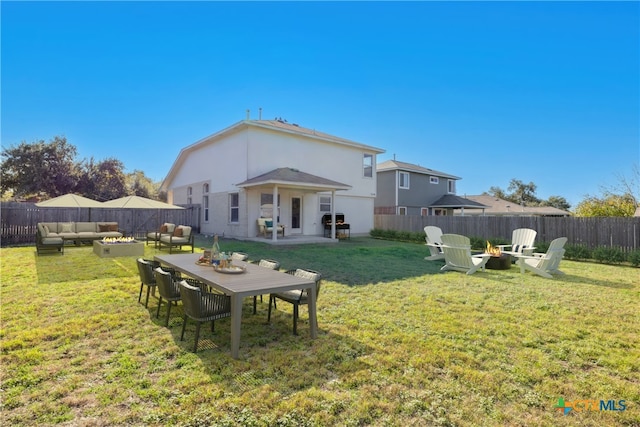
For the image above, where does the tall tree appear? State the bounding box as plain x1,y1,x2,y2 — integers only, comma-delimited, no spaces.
126,170,160,199
1,136,79,198
507,179,540,205
541,195,571,211
77,157,127,201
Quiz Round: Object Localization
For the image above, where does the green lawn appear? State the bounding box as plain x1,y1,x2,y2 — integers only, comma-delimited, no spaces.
1,237,638,426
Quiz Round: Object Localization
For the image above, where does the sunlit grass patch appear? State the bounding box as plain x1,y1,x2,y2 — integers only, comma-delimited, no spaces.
1,238,639,426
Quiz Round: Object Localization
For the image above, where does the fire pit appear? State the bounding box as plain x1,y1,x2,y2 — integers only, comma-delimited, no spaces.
93,238,144,258
484,241,512,270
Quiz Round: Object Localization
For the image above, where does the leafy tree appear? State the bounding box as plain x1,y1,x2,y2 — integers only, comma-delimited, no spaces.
1,136,79,198
77,157,128,201
127,169,160,199
541,195,571,211
574,193,636,217
486,186,507,200
507,179,541,205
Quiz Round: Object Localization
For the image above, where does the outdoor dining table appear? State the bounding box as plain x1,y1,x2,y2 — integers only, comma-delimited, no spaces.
153,253,318,359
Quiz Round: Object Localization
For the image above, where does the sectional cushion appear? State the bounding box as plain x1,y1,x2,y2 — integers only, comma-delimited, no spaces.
59,222,74,233
76,222,97,233
173,227,183,237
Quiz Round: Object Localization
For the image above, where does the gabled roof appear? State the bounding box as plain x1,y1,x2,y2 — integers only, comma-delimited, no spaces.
162,120,384,190
456,195,571,216
236,167,351,192
430,194,488,209
377,160,461,180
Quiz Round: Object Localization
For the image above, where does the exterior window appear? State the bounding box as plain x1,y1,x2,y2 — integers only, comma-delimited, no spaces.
399,172,410,189
229,193,239,223
363,154,373,178
398,206,407,215
434,208,447,216
420,208,428,216
448,179,456,193
430,176,439,184
203,183,209,193
187,186,192,204
319,195,332,212
203,195,209,222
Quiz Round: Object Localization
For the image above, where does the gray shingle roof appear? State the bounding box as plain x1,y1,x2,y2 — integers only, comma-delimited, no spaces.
236,167,351,191
430,194,488,209
377,160,460,180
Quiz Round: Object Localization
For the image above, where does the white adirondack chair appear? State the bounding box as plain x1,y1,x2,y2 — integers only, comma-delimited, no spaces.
516,237,568,279
440,234,491,275
424,226,445,261
498,228,537,256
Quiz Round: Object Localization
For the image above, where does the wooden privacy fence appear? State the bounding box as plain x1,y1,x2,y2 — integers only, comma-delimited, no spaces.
1,202,201,246
374,215,640,252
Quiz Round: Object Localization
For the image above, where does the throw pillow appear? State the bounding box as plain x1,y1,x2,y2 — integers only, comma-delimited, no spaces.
108,224,118,232
98,224,110,232
173,227,183,237
160,225,168,233
43,225,50,235
60,223,73,233
265,220,273,227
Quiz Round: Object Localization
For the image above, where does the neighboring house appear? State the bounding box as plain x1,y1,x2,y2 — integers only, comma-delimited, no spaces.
374,160,486,216
161,119,385,240
453,195,571,217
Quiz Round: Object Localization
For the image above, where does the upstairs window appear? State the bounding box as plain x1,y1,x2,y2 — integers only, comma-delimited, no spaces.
399,172,410,189
187,186,192,204
448,179,456,193
430,176,439,184
363,154,373,178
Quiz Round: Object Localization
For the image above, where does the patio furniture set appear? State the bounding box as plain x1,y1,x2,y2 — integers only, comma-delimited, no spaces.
138,252,322,358
424,226,568,279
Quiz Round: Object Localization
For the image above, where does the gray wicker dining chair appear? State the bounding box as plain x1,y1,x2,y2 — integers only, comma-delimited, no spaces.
136,258,160,308
268,269,322,335
154,267,183,326
253,259,280,314
179,279,231,352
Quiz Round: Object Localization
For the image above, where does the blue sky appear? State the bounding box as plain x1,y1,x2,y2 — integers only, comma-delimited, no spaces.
2,1,638,209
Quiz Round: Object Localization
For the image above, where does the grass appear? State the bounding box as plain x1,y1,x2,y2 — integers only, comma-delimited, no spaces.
1,236,638,426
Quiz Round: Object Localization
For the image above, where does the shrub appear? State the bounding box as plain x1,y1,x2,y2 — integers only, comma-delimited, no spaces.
628,249,640,267
564,244,592,261
592,246,627,264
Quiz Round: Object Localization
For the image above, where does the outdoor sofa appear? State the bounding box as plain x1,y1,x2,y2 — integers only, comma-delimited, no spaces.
36,221,123,252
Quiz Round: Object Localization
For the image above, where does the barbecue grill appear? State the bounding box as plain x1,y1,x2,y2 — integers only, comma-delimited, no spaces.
321,213,350,239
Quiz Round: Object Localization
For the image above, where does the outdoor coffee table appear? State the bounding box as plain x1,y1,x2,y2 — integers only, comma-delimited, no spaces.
154,253,317,359
93,240,144,258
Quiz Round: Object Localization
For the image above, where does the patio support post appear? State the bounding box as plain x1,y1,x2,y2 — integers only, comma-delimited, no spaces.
272,185,278,242
331,190,336,239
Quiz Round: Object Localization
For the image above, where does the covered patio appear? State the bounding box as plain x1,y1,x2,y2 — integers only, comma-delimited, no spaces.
236,167,351,242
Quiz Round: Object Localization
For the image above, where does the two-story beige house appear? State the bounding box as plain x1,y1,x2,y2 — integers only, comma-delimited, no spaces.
161,119,385,240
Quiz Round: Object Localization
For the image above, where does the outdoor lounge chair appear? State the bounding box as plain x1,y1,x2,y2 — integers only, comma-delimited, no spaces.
179,279,231,352
154,267,183,326
137,258,160,308
498,228,537,257
268,268,322,335
440,234,491,275
516,237,567,279
158,225,194,254
424,226,445,260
